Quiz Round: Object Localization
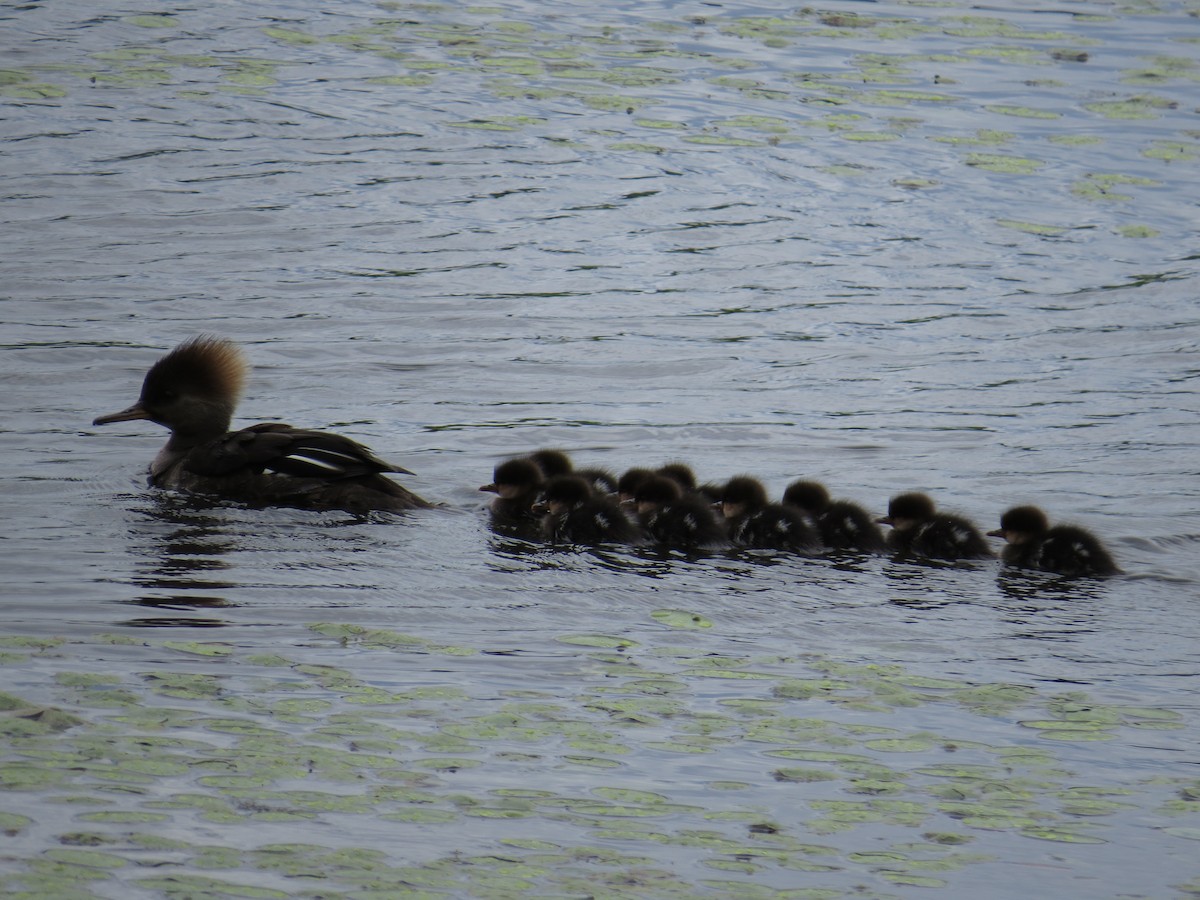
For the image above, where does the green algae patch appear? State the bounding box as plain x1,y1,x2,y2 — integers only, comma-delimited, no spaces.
126,15,178,28
0,636,65,651
43,848,127,869
681,135,765,147
1071,172,1160,201
964,153,1044,174
2,608,1199,894
931,129,1013,146
714,115,792,133
1083,94,1176,118
1048,133,1103,146
369,74,437,86
136,875,290,897
262,27,319,45
0,704,83,736
557,634,638,649
996,219,1070,236
1019,825,1106,843
985,104,1061,118
1142,140,1198,162
650,609,713,629
0,810,33,833
163,641,234,657
841,131,901,142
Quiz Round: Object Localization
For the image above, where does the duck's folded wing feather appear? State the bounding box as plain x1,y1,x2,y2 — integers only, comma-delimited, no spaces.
188,424,412,480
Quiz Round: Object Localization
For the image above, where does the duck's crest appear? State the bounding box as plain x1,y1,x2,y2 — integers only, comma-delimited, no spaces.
146,334,248,402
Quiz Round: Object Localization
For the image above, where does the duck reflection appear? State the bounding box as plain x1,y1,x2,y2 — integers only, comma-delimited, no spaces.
123,493,238,625
995,566,1111,605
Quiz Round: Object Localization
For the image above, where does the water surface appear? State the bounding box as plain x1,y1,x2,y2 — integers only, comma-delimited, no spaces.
2,0,1199,896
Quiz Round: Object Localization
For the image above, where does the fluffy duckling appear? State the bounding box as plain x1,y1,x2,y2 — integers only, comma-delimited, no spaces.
656,462,698,492
879,492,992,561
719,476,818,552
529,448,617,495
783,480,886,553
537,475,638,545
92,335,433,513
617,467,655,506
989,505,1120,577
480,458,544,532
634,474,726,550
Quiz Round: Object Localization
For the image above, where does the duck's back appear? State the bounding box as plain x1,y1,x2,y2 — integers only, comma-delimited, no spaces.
893,514,992,561
732,504,817,552
550,498,639,545
1009,525,1119,576
817,500,886,552
163,424,433,512
645,496,726,549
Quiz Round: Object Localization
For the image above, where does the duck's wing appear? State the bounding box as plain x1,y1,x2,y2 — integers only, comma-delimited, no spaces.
820,502,886,551
741,506,816,551
1034,527,1120,576
188,424,413,481
913,517,993,560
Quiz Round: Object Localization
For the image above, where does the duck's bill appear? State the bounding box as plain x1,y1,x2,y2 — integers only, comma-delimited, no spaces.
93,403,150,426
985,528,1004,538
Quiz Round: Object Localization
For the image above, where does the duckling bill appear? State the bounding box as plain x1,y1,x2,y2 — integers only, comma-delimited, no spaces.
93,335,434,513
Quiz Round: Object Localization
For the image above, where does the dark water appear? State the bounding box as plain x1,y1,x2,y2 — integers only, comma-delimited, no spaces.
3,0,1199,896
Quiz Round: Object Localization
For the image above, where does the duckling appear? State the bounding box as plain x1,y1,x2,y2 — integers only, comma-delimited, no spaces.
634,474,727,550
989,505,1120,577
480,458,544,532
537,475,638,545
719,476,818,552
529,448,617,494
879,492,992,561
92,335,433,513
617,467,655,506
783,480,886,553
656,462,698,493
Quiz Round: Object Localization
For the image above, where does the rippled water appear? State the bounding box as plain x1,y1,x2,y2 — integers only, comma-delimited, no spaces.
3,0,1199,896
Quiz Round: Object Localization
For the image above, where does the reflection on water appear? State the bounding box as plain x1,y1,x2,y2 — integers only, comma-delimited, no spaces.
125,495,238,621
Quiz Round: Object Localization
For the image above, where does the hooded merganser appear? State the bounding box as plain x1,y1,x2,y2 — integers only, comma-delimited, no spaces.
537,474,638,545
878,492,992,561
656,462,697,492
653,461,722,504
988,505,1120,577
92,335,433,513
528,448,617,495
719,476,818,552
783,480,886,553
617,467,655,506
634,474,727,550
480,458,544,531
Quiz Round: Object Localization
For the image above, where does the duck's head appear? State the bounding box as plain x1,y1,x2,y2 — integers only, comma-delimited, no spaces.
480,458,543,499
529,448,573,478
782,480,829,514
93,335,247,440
617,467,654,505
656,462,697,492
634,474,682,517
988,505,1048,544
541,474,592,516
878,492,936,530
718,475,768,520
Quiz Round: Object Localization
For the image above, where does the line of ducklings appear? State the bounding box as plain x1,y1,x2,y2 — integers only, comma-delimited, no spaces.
480,450,1120,578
